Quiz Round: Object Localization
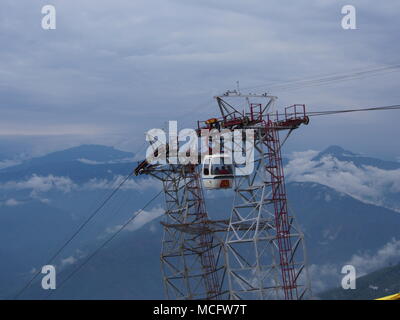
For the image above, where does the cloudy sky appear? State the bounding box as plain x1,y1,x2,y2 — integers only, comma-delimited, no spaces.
1,0,400,159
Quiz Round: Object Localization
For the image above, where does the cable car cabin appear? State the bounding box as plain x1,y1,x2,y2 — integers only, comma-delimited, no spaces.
202,155,234,189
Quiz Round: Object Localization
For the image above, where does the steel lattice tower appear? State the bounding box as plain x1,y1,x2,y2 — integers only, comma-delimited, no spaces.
135,162,225,299
135,92,311,300
224,116,310,299
214,94,311,299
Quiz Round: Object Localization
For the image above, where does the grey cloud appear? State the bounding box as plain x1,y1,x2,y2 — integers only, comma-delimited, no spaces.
0,0,399,157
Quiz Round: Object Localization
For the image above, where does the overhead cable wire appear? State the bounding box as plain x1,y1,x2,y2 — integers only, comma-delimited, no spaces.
45,189,163,300
241,64,400,93
305,104,400,117
13,170,135,299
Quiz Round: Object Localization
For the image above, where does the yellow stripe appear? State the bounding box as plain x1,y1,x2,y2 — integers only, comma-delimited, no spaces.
376,293,400,300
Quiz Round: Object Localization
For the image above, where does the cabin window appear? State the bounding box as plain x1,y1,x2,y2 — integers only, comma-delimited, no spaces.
211,164,233,175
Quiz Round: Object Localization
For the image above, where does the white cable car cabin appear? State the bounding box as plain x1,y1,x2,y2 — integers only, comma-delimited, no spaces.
202,155,234,189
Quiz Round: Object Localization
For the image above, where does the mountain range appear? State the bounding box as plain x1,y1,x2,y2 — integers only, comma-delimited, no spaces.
0,144,399,299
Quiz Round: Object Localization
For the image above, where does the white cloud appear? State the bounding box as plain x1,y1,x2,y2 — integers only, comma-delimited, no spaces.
58,250,86,269
77,158,135,165
309,238,400,293
38,198,51,204
0,174,160,196
0,174,77,193
4,198,22,206
308,263,339,293
347,238,400,276
77,158,102,165
149,223,157,233
324,194,332,202
61,256,77,267
0,159,21,169
83,176,161,192
106,206,164,234
285,151,400,211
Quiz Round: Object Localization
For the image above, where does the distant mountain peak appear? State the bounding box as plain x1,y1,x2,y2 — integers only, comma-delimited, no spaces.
318,145,357,158
31,144,135,163
0,144,136,173
312,145,400,171
55,144,126,154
